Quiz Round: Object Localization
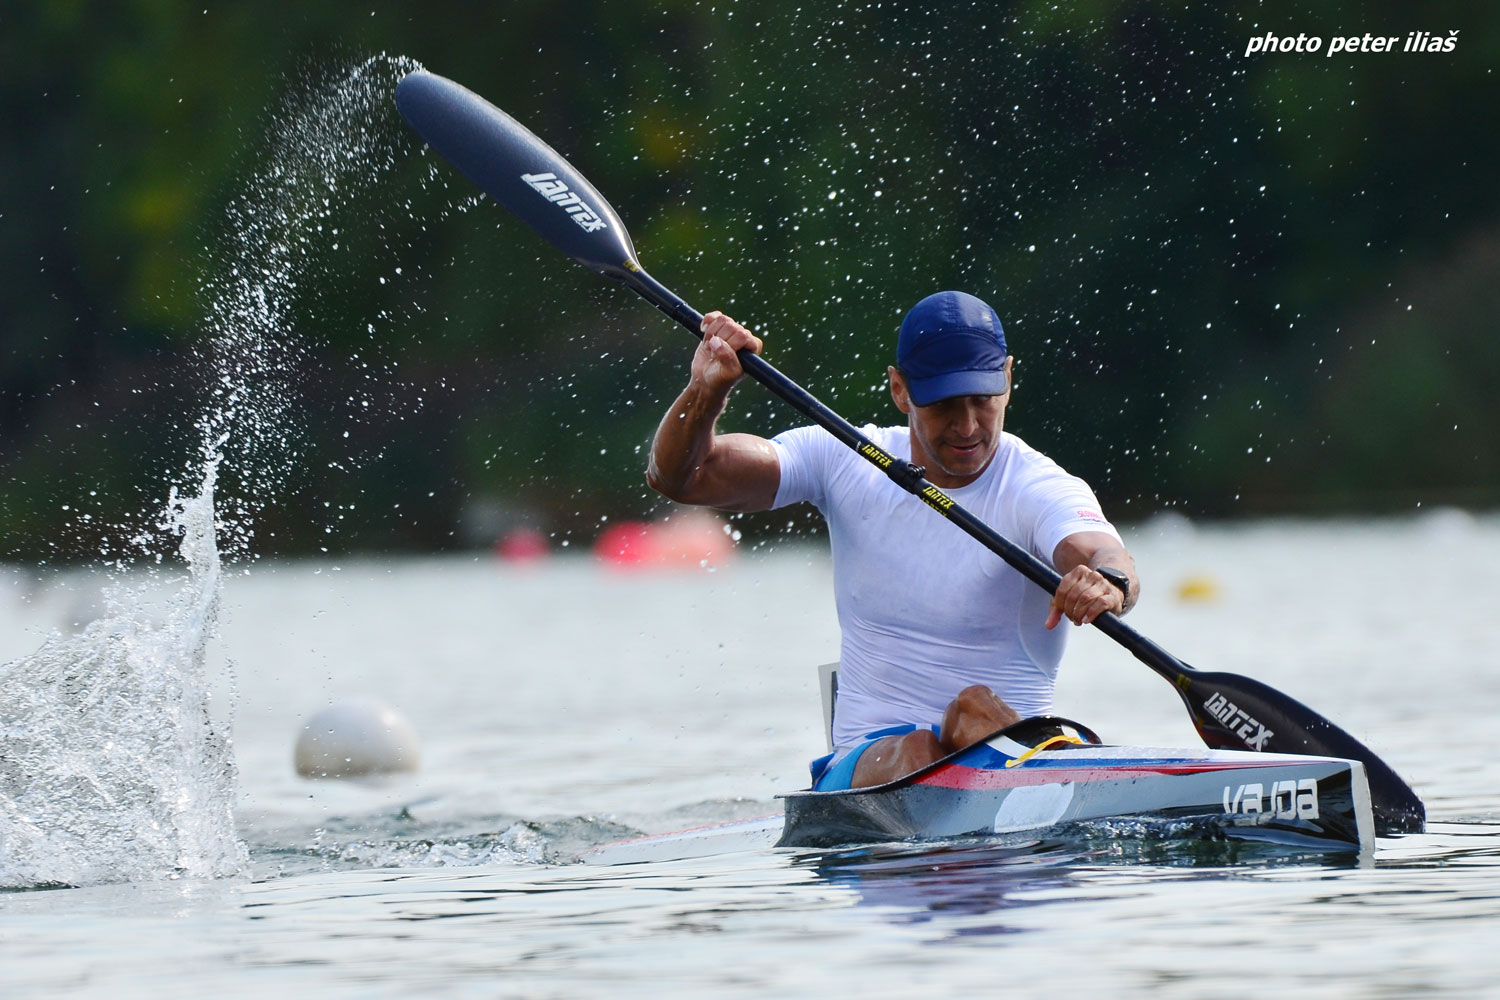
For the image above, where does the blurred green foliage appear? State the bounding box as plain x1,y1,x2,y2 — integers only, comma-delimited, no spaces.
2,1,1497,560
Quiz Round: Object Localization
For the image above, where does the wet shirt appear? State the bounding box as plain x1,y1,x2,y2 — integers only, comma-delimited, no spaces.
770,424,1118,751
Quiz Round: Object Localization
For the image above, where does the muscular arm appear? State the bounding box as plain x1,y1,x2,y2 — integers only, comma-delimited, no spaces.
1045,530,1141,629
646,312,781,513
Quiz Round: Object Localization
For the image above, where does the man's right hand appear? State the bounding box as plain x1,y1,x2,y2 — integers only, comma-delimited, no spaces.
693,312,764,396
647,310,780,512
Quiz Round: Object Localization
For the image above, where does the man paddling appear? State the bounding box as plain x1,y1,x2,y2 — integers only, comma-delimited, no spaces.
647,291,1140,790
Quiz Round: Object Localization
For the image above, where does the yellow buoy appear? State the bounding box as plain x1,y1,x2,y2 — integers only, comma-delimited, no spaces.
1175,575,1222,603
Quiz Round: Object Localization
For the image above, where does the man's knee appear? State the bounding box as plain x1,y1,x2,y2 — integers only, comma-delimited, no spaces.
952,684,1004,715
947,684,1014,724
942,685,1022,750
850,730,943,788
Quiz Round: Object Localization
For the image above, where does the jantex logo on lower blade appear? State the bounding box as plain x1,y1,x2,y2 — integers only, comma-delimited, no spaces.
1203,691,1274,750
521,172,607,233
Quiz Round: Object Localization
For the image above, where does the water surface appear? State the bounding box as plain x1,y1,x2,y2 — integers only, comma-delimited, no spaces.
2,515,1497,996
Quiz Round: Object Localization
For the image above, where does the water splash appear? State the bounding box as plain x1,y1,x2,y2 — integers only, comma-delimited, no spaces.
195,53,424,558
0,460,241,888
0,54,424,888
251,814,643,879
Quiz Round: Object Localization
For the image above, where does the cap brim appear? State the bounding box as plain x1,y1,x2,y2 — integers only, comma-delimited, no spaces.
906,368,1009,407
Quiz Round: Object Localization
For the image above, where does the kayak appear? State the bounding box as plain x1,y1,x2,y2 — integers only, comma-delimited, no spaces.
583,717,1375,864
782,716,1372,849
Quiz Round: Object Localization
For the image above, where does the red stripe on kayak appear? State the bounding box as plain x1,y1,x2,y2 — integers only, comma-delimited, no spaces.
919,759,1322,791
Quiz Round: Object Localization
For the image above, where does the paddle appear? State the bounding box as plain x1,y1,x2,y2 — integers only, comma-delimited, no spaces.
394,70,1425,835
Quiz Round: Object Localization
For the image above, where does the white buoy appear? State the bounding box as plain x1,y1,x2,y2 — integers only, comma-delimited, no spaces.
294,695,421,779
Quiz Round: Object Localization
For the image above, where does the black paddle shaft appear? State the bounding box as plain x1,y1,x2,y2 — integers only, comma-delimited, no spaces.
394,70,1423,834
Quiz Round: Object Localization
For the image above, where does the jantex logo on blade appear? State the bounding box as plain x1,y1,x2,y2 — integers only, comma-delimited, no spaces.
1203,691,1274,750
521,172,607,233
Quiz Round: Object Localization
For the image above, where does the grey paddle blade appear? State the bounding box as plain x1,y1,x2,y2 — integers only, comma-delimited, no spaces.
395,70,640,281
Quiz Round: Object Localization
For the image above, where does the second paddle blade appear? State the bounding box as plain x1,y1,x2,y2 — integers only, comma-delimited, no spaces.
1175,668,1424,834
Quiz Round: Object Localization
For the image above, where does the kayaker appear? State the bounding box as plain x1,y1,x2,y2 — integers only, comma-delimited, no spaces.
647,290,1140,790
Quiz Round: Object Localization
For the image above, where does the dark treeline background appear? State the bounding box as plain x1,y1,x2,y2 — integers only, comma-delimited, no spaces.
2,1,1497,561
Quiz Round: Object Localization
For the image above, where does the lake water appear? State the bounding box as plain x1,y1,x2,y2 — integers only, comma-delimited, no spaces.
2,512,1498,997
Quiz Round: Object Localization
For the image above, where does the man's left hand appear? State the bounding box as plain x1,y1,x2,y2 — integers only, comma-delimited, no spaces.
1045,565,1124,629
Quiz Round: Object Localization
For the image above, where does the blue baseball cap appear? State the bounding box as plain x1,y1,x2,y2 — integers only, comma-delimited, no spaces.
896,291,1009,406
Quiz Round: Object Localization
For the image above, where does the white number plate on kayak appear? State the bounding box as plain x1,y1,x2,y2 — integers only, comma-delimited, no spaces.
993,782,1076,833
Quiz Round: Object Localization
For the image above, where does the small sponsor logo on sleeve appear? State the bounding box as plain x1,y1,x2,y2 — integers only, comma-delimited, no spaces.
1075,509,1107,523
